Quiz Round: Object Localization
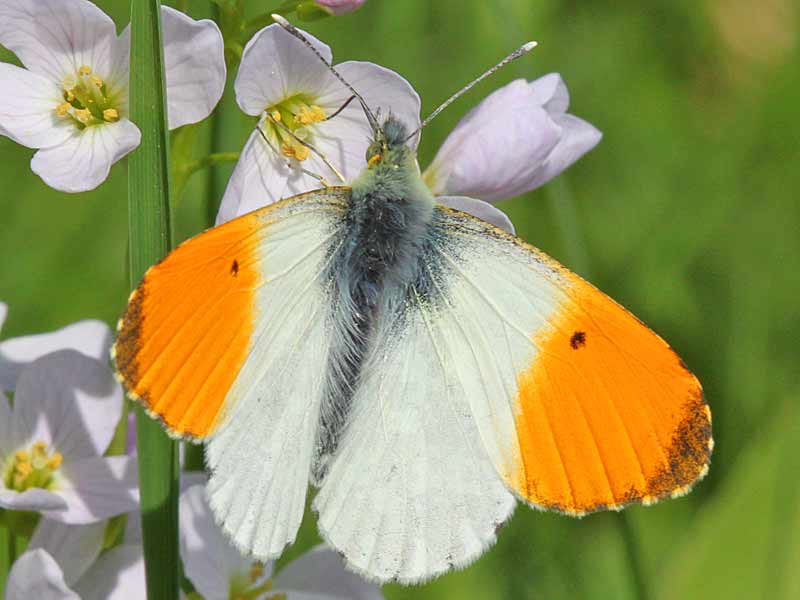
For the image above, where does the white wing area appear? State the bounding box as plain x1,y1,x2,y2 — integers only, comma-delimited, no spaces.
205,194,345,560
314,208,569,583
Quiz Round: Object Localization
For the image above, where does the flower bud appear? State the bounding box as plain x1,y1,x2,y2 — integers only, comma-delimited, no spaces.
313,0,366,16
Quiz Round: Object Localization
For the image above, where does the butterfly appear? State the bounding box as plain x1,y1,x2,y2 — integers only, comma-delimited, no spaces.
113,18,712,585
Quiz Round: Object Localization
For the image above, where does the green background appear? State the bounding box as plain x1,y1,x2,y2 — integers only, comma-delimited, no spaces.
1,0,799,598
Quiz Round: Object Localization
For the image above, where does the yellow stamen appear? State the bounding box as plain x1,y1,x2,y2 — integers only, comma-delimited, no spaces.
33,441,47,452
64,89,76,102
270,110,282,122
79,65,92,76
56,102,71,117
14,461,32,478
74,108,92,124
249,563,265,582
281,139,311,161
14,450,29,462
47,453,63,470
103,108,120,122
296,104,326,125
368,154,382,167
62,74,78,91
90,75,104,88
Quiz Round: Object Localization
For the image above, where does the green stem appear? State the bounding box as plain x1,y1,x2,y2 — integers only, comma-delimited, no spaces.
617,514,650,600
183,152,240,179
129,0,180,598
7,531,16,567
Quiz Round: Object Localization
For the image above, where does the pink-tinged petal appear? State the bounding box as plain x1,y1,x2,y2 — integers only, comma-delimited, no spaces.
11,350,122,460
438,196,515,234
29,519,105,587
0,390,11,456
106,26,130,103
72,545,145,600
45,455,139,524
525,113,602,190
311,61,421,181
424,79,560,201
274,545,384,600
315,0,367,16
0,318,112,392
0,487,68,512
0,63,72,150
216,127,325,224
30,118,141,193
4,549,80,600
235,24,333,116
180,485,263,599
0,0,118,82
529,73,569,114
161,6,226,130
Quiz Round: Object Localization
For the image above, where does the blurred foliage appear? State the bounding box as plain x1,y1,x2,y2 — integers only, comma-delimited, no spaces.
0,0,798,598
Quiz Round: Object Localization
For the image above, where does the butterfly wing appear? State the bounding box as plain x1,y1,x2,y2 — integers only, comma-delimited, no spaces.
114,187,350,558
314,204,711,583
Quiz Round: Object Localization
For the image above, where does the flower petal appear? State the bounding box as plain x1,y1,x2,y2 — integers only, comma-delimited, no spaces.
180,485,264,598
0,0,118,82
423,79,560,201
274,545,383,600
29,519,105,587
0,487,68,512
106,25,130,101
0,390,11,456
0,63,72,150
235,24,333,116
529,72,569,114
0,301,6,331
310,60,422,181
4,549,80,600
30,118,141,192
216,127,326,224
525,113,602,190
0,318,112,392
161,6,226,130
72,545,145,600
438,196,515,234
11,350,122,460
45,455,139,524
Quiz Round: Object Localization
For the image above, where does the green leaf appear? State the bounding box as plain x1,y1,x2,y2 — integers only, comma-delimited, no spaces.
128,0,180,598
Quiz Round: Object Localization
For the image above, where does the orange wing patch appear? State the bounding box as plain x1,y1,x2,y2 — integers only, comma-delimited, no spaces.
114,213,262,439
512,275,712,515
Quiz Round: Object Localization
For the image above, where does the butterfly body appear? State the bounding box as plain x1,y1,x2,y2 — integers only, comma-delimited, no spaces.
114,114,711,584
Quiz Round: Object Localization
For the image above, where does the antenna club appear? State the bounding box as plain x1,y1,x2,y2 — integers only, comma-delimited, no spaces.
272,13,290,27
522,41,538,53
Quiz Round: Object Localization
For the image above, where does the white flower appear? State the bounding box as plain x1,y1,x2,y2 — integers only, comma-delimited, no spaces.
0,303,111,392
424,74,602,231
0,0,226,192
180,484,384,599
0,350,138,523
216,24,420,224
5,519,144,600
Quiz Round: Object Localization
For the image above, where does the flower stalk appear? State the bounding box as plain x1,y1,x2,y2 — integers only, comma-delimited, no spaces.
128,0,180,598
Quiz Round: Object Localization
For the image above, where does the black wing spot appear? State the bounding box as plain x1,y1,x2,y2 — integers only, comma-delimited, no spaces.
570,331,587,349
230,259,239,277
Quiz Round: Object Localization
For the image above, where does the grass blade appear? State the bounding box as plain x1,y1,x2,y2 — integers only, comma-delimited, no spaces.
128,1,180,598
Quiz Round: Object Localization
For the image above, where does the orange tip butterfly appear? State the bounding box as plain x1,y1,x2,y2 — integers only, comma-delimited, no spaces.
113,16,712,585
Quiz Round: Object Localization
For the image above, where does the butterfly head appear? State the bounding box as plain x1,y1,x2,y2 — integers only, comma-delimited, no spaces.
365,115,413,171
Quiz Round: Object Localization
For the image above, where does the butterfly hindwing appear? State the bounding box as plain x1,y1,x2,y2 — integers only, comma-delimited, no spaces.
315,204,711,583
114,188,350,557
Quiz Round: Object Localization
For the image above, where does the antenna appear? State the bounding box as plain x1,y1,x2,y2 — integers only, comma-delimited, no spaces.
271,14,380,134
404,41,538,143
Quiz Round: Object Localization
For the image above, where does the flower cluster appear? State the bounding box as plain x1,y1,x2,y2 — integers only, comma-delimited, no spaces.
0,0,225,192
